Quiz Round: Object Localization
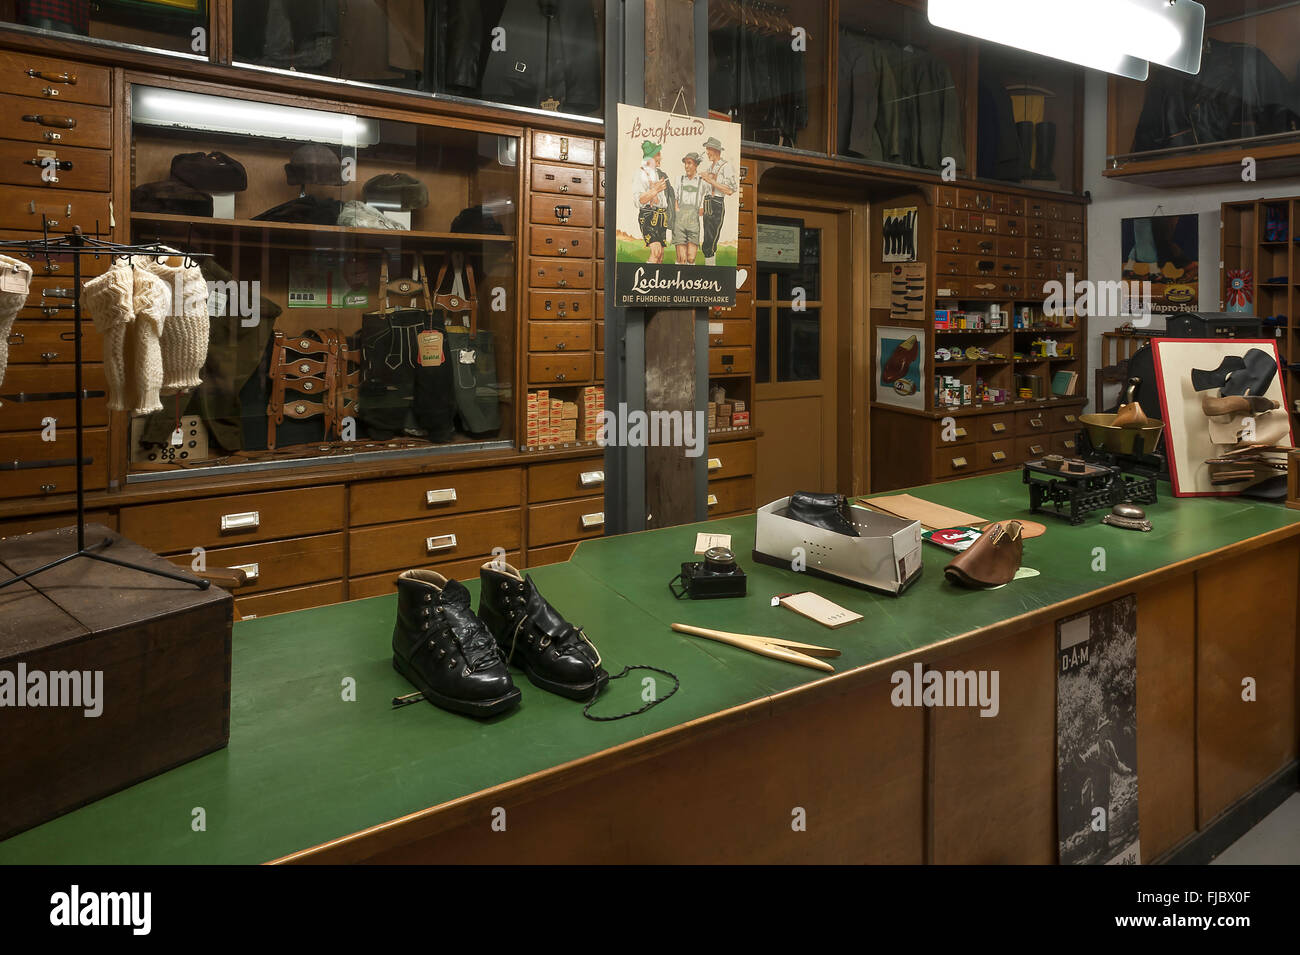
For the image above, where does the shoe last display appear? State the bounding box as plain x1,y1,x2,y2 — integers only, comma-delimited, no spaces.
392,570,521,718
478,562,609,701
944,521,1024,589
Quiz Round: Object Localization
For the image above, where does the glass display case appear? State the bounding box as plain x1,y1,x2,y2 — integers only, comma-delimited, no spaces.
976,44,1080,192
124,84,518,475
0,0,208,56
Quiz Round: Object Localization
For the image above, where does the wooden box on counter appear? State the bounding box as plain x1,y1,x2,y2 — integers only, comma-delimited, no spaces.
0,524,232,840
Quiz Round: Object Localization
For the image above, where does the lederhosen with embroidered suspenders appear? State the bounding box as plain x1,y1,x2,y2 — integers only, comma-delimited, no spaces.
265,328,360,451
358,258,456,442
434,251,502,436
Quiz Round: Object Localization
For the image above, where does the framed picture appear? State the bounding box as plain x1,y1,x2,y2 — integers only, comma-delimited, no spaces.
1121,214,1199,313
756,216,802,270
875,325,925,410
881,206,918,263
1151,338,1293,497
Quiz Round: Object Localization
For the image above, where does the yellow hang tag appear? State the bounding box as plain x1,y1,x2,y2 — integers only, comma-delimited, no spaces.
418,329,444,367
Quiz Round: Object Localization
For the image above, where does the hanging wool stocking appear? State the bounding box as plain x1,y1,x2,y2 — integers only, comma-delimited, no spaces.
130,268,169,414
139,254,210,394
81,260,137,412
0,254,33,389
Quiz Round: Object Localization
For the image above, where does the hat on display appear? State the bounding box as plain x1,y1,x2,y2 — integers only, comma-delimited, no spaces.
253,195,344,225
131,178,214,217
337,200,408,231
170,151,248,193
362,173,429,211
702,136,725,152
451,204,505,235
641,140,662,159
284,144,346,187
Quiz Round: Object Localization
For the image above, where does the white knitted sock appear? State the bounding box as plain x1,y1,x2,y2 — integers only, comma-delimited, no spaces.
0,254,33,389
130,269,168,415
139,257,209,394
81,260,136,412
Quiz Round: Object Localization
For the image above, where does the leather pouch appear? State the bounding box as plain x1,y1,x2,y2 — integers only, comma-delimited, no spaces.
944,521,1024,588
788,492,859,537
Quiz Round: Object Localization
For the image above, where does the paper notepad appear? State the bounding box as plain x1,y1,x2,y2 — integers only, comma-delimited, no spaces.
695,533,733,555
778,592,863,629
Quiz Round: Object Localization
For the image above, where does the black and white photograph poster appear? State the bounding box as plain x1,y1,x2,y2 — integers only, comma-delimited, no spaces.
1056,595,1140,865
881,206,918,262
614,103,741,307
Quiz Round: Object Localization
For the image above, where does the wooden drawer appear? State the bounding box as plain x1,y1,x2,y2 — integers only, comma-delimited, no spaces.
528,257,593,290
707,318,752,347
937,253,967,277
712,289,754,319
997,237,1025,258
595,352,604,381
934,276,965,299
530,162,595,197
5,320,102,364
528,494,605,547
739,209,754,238
969,278,1000,298
938,209,955,230
1050,431,1080,455
598,168,606,196
0,51,111,107
236,581,345,619
6,242,111,279
165,533,344,597
121,485,345,553
529,194,593,229
533,132,595,165
528,455,606,503
709,346,752,375
1064,242,1084,263
0,96,111,149
0,509,114,538
707,475,755,515
1027,259,1050,281
0,185,111,235
1027,198,1048,219
936,186,958,208
596,259,605,289
530,224,594,259
0,426,107,498
975,413,1015,441
351,466,521,526
528,290,593,321
350,507,521,577
528,352,593,385
527,541,581,568
0,362,106,431
1046,202,1065,221
1018,408,1051,437
1009,197,1027,215
529,321,592,353
976,438,1015,471
706,439,757,480
1028,220,1047,240
1014,435,1051,464
348,550,524,600
0,140,110,193
933,446,978,479
997,258,1024,280
597,200,605,230
968,255,996,279
596,321,604,349
932,418,976,448
992,193,1011,215
999,215,1024,237
1051,407,1081,432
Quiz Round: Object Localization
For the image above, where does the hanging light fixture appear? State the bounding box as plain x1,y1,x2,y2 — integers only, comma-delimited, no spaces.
928,0,1206,81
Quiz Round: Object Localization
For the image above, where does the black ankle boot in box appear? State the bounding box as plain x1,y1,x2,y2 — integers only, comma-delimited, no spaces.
392,570,521,718
478,562,609,701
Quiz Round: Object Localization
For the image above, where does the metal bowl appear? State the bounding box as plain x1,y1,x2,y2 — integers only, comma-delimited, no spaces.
1079,413,1165,456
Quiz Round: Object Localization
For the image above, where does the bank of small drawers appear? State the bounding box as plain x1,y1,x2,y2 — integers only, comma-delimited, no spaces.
525,454,606,566
930,406,1085,480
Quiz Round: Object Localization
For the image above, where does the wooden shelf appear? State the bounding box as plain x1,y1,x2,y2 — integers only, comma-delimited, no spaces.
130,212,516,246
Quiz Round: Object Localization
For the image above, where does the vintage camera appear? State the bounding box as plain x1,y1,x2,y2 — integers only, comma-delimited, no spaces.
670,546,747,600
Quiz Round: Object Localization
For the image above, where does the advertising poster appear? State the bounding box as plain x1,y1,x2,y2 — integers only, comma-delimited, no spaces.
614,103,741,307
1121,214,1199,313
875,325,925,410
881,206,918,262
1056,596,1140,865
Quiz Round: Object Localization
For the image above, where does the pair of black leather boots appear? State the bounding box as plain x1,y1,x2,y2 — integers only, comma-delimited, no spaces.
391,562,608,718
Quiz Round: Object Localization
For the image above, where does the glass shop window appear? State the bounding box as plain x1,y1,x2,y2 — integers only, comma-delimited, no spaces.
976,45,1079,192
1,0,208,56
122,85,518,476
708,0,829,152
230,0,605,119
835,0,970,173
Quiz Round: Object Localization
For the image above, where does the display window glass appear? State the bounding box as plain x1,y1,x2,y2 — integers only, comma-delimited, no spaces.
123,84,518,475
0,0,209,56
976,45,1079,192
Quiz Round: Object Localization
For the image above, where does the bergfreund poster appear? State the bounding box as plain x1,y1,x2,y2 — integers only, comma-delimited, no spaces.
1057,596,1140,865
1121,214,1199,313
614,103,740,307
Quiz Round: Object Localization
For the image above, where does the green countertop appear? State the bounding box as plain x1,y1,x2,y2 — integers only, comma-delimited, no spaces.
2,472,1298,864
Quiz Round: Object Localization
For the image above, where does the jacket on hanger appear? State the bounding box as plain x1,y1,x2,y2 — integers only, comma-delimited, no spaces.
333,0,425,85
838,29,899,161
233,0,340,72
478,0,601,114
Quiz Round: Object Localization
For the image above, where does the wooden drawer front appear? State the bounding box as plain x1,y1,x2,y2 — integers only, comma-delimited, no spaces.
969,278,1000,299
121,485,345,553
529,321,592,353
707,475,755,515
937,233,964,254
351,466,522,526
997,237,1025,258
596,321,604,349
596,259,605,288
528,352,593,385
595,352,604,381
1050,431,1079,455
739,209,754,238
5,320,102,364
0,426,107,498
935,276,965,299
708,318,752,347
0,509,114,538
936,186,958,208
597,200,605,230
1064,242,1084,263
1009,197,1027,215
237,581,345,619
8,242,111,280
350,508,521,577
992,193,1010,215
1027,199,1048,219
530,162,594,197
529,494,606,547
999,215,1024,237
530,225,593,259
706,439,757,481
0,185,110,235
527,541,580,568
529,258,593,290
932,419,975,448
969,255,996,278
1051,407,1081,432
529,194,593,228
0,363,106,431
937,209,955,231
598,168,606,196
976,414,1014,441
937,253,967,277
709,346,752,376
1027,259,1050,282
999,279,1028,298
533,132,595,165
712,289,754,319
529,455,606,503
165,533,344,597
0,52,111,107
976,439,1015,471
0,96,111,149
348,551,524,600
0,140,110,193
1046,202,1065,221
528,290,592,321
997,258,1023,280
933,446,978,479
1028,219,1047,239
1014,435,1051,464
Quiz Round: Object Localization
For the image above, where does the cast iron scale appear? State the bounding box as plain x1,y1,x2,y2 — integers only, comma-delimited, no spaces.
1022,430,1163,525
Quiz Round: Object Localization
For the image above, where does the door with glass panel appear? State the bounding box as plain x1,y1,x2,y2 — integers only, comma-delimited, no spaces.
754,209,841,505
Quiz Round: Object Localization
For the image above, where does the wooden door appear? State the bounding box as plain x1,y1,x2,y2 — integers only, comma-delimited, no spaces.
754,208,842,505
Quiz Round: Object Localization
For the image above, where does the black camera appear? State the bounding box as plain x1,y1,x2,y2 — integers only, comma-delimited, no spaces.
669,546,747,600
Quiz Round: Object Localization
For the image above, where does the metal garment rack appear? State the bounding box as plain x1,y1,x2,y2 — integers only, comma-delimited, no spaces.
0,225,210,592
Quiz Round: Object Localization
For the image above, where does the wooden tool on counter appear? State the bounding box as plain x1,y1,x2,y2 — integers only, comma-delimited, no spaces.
671,623,839,672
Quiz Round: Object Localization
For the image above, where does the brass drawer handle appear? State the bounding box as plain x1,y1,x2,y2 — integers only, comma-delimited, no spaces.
26,69,77,85
581,511,604,529
1064,415,1077,424
1063,440,1076,450
425,488,458,505
706,495,718,508
220,510,260,533
1029,418,1044,429
1030,445,1045,456
954,427,968,439
23,114,76,129
40,351,58,361
426,534,458,554
231,562,260,583
7,332,23,345
579,469,604,487
992,451,1007,463
952,457,969,469
707,457,722,471
991,422,1006,433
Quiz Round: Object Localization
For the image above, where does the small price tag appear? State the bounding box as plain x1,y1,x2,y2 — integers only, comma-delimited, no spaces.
418,330,444,367
694,532,732,555
170,427,184,447
0,268,29,294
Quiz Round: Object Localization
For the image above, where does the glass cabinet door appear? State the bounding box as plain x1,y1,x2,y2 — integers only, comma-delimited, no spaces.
976,44,1080,191
3,0,210,56
124,84,518,475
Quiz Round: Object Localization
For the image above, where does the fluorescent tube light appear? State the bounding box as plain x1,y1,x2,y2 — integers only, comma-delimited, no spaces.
132,87,380,147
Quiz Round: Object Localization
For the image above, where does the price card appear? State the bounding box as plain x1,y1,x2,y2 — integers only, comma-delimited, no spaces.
778,592,863,629
694,533,732,555
418,330,445,367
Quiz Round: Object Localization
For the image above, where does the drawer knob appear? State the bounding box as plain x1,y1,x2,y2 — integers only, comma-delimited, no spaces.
952,457,968,469
557,309,567,318
231,562,260,583
220,510,260,533
580,511,605,529
1065,415,1077,424
426,533,458,554
555,372,566,381
1030,445,1045,456
26,69,77,85
992,451,1007,462
425,488,458,505
560,184,569,193
555,341,567,350
558,279,568,288
579,469,604,487
40,351,58,362
706,495,718,508
992,422,1006,433
558,247,568,256
1030,419,1043,429
40,482,57,493
707,457,722,471
954,428,967,439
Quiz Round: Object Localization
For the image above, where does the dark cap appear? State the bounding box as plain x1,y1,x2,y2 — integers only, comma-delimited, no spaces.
362,172,428,211
285,144,345,187
131,178,214,218
170,151,247,193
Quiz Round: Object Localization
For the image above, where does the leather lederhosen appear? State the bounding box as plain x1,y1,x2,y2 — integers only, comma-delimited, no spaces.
265,328,359,450
433,252,501,437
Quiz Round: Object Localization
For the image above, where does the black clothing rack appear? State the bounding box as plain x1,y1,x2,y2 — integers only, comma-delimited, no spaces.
0,225,211,592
